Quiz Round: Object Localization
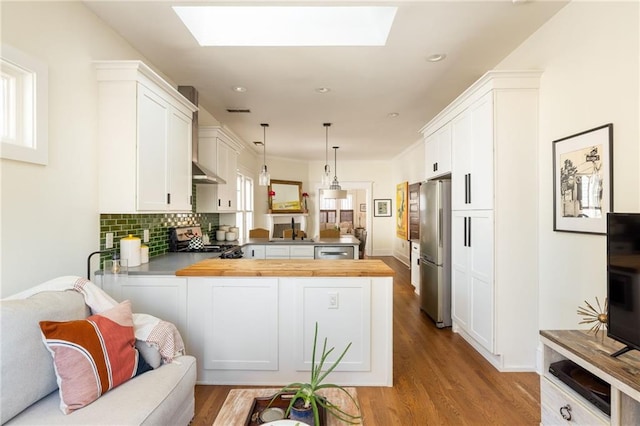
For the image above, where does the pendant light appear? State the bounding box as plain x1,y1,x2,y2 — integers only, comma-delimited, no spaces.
321,123,332,186
258,123,270,186
324,145,347,199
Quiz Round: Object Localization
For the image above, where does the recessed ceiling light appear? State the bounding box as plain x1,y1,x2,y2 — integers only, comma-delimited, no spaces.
232,86,247,93
426,53,447,62
388,112,400,118
315,87,331,94
173,6,397,46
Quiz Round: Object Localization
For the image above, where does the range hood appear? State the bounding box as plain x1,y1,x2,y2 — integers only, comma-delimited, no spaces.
192,161,225,184
178,85,225,184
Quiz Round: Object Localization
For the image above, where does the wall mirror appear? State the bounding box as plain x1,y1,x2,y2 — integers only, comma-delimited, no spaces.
269,180,303,213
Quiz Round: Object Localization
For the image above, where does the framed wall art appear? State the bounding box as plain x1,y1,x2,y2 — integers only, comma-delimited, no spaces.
553,123,613,234
396,182,408,239
359,203,366,212
374,199,391,217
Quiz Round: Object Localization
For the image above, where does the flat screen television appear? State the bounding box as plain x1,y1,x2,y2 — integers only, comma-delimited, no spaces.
607,212,640,357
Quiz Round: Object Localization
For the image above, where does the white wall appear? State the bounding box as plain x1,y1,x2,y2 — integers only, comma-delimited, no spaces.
0,2,147,297
496,1,639,329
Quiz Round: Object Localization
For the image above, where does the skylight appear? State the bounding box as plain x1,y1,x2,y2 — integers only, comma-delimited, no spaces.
172,6,397,47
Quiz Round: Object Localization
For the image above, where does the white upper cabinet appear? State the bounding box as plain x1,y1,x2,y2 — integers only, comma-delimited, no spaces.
195,126,243,213
423,122,452,180
96,60,197,213
451,92,494,211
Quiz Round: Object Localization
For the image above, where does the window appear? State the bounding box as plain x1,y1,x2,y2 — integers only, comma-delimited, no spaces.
235,172,254,240
1,44,48,165
319,191,354,233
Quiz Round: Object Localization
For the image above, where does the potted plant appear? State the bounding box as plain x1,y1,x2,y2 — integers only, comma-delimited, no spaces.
270,323,362,425
302,192,309,212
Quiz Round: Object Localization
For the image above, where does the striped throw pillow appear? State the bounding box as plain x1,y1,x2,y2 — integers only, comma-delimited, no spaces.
39,300,151,414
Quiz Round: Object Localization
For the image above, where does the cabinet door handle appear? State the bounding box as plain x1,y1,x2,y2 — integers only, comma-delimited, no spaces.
435,162,438,172
464,174,469,204
468,173,471,204
167,193,171,204
468,217,471,247
218,199,221,207
559,404,572,421
228,200,231,207
463,217,468,247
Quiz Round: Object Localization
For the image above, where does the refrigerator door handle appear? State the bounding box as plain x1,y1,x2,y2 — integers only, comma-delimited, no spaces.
468,173,471,204
468,217,472,247
438,208,443,248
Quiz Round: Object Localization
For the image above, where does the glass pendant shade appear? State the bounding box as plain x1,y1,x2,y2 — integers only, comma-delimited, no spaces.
259,164,270,186
258,123,270,186
324,146,347,199
321,123,332,186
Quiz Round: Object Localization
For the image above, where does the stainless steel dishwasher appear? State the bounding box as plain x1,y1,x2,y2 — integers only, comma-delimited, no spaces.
314,246,354,259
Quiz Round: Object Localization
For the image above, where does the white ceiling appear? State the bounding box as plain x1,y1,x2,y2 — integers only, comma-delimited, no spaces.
84,0,568,162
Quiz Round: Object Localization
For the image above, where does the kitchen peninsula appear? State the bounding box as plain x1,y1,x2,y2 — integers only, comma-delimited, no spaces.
178,258,394,386
99,256,394,387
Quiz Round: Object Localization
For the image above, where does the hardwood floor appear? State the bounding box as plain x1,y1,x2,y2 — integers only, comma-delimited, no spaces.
190,256,541,425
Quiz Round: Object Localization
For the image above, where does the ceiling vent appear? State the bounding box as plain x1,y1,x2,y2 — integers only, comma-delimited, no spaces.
226,108,251,113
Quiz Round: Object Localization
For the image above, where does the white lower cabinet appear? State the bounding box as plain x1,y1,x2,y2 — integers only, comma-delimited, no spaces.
243,245,266,259
410,241,420,292
289,245,315,259
186,275,393,385
258,245,315,259
98,275,188,347
286,277,371,372
265,245,290,259
188,278,279,371
451,210,494,352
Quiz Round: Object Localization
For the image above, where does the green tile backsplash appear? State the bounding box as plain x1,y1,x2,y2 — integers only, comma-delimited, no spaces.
99,212,219,260
99,186,219,263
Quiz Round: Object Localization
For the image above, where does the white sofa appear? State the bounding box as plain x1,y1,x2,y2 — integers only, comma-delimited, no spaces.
0,289,197,425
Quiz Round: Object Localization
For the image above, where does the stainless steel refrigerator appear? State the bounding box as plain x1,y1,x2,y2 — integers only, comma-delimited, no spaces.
419,179,452,328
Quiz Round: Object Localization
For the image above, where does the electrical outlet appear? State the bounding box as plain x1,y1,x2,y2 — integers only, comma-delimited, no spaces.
105,232,114,249
328,292,338,309
143,229,149,243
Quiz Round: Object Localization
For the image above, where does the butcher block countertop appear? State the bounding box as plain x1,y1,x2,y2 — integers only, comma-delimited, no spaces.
175,259,395,277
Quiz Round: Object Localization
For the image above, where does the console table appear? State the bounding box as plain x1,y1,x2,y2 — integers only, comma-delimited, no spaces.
540,330,640,425
213,387,360,425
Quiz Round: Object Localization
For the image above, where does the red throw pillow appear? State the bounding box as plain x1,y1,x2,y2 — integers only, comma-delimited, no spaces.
39,300,150,414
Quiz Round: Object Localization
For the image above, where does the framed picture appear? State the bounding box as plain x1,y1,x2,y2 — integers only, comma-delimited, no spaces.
396,182,408,239
374,199,391,217
553,123,613,234
359,203,366,212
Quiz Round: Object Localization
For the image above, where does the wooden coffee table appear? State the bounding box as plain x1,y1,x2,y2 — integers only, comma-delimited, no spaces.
213,387,361,425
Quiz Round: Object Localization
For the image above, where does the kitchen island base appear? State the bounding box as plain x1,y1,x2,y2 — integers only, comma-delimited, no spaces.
178,259,394,387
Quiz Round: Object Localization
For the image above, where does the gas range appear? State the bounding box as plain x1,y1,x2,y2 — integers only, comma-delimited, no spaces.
168,226,242,257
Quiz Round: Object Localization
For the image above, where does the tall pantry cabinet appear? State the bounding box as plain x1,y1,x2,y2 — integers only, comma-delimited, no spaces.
431,70,541,371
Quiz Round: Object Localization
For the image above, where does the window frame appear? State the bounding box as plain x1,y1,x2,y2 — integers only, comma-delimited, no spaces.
1,44,48,165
